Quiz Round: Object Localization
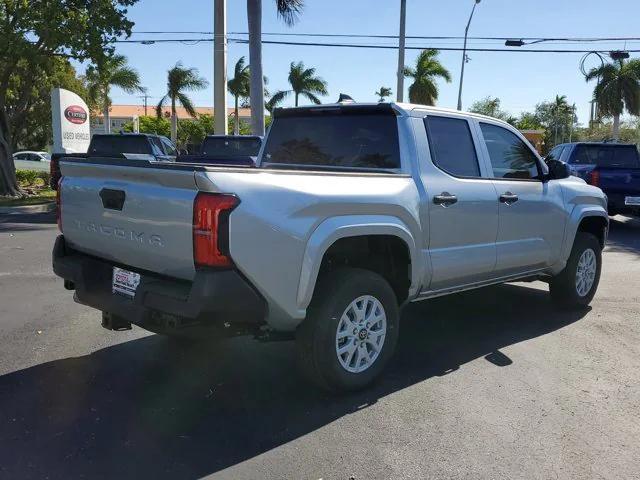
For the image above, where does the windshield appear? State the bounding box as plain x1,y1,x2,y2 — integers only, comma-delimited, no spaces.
88,135,150,156
201,137,262,157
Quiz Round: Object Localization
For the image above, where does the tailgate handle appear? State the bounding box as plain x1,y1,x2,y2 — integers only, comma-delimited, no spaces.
99,188,126,211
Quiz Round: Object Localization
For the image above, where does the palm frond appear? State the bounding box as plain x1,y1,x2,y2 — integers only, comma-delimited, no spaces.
177,93,197,117
156,95,168,119
303,92,322,105
276,0,304,26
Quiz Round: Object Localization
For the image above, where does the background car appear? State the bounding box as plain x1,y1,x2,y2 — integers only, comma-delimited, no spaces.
13,151,51,172
546,142,640,216
13,151,50,162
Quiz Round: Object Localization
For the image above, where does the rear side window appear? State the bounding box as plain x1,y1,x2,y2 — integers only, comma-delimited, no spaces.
425,116,480,177
160,137,177,156
89,136,150,156
480,123,541,180
263,113,400,170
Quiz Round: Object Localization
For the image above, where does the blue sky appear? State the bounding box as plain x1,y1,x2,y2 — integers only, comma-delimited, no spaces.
106,0,640,124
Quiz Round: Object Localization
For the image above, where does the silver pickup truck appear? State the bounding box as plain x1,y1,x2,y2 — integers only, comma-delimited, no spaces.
53,103,608,391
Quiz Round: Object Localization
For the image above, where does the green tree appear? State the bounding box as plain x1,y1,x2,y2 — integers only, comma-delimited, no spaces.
469,96,512,121
375,87,392,103
156,63,208,143
123,116,171,137
0,0,138,196
270,61,328,107
535,95,576,146
247,0,304,135
515,112,543,131
228,57,251,135
86,54,144,134
403,49,452,106
586,58,640,140
8,57,87,151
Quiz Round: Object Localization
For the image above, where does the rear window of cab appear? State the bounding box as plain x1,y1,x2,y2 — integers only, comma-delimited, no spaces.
263,109,401,171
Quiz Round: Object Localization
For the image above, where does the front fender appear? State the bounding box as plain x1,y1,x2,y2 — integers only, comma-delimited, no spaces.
297,215,422,310
561,206,608,262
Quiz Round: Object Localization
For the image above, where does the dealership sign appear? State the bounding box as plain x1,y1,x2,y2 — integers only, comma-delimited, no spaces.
51,88,91,153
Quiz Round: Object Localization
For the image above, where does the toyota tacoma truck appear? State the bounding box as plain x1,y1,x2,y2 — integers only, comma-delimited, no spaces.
53,103,608,391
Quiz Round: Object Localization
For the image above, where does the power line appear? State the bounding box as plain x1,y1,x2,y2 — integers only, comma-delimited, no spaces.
129,31,640,42
113,37,640,54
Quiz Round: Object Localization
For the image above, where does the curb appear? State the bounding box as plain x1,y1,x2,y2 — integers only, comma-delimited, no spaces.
0,202,55,215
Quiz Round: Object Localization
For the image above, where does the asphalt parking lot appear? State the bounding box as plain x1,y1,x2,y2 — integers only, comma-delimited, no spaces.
0,212,638,480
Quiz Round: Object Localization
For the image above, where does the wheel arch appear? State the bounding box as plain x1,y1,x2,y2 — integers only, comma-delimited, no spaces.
561,207,609,262
297,215,422,310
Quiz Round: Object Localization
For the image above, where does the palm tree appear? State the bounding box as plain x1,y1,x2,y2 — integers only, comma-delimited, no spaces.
586,58,640,140
156,63,208,143
228,57,251,135
86,54,144,134
403,49,451,106
375,87,392,103
550,94,571,144
270,61,328,107
247,0,304,136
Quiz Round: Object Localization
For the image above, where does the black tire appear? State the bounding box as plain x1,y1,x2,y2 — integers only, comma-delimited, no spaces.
549,232,602,309
296,267,400,392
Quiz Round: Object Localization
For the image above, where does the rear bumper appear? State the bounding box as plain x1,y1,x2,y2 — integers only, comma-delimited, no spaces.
52,235,267,330
606,193,640,214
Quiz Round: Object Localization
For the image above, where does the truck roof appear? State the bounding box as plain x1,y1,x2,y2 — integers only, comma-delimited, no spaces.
273,101,515,126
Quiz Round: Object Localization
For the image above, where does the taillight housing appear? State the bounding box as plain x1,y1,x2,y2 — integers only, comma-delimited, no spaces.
193,193,239,268
587,169,600,187
50,155,61,190
56,177,64,232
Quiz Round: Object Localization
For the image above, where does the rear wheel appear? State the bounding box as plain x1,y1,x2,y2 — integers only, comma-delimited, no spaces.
296,268,399,392
549,232,602,309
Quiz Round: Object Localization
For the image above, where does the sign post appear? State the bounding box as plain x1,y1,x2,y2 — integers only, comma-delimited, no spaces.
51,88,91,153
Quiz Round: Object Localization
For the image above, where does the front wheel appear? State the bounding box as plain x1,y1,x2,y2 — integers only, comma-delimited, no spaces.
296,268,400,392
549,232,602,309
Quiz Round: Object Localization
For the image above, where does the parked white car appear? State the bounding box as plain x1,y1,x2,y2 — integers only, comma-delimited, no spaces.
13,151,51,162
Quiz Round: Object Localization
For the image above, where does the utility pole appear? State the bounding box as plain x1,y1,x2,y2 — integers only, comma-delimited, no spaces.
139,94,150,116
214,0,228,134
457,0,481,111
396,0,406,102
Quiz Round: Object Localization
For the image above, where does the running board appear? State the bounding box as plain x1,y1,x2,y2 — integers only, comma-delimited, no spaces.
412,269,549,302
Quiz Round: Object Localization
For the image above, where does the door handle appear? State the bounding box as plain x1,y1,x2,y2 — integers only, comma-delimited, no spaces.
499,192,519,205
433,192,458,206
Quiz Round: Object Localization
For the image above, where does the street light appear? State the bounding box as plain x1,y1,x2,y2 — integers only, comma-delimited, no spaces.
456,0,481,111
610,50,630,60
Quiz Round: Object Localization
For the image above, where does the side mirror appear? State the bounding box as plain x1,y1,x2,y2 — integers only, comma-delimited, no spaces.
545,159,570,180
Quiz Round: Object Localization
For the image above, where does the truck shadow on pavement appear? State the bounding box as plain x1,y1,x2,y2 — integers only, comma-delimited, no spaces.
606,215,640,256
0,212,56,233
0,283,589,480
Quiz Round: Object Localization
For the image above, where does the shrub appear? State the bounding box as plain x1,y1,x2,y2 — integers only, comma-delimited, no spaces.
16,169,38,186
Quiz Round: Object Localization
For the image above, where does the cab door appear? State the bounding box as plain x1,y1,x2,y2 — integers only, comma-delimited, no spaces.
476,121,566,275
415,113,499,292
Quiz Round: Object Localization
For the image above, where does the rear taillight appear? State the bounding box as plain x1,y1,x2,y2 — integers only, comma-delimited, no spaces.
50,156,61,190
193,193,239,268
56,177,64,232
587,169,600,187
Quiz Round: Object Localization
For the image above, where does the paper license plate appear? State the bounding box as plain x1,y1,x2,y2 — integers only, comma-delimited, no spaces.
624,196,640,206
112,267,141,298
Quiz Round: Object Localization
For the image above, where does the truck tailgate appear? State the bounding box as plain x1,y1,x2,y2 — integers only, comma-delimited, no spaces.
59,160,198,280
598,167,640,195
